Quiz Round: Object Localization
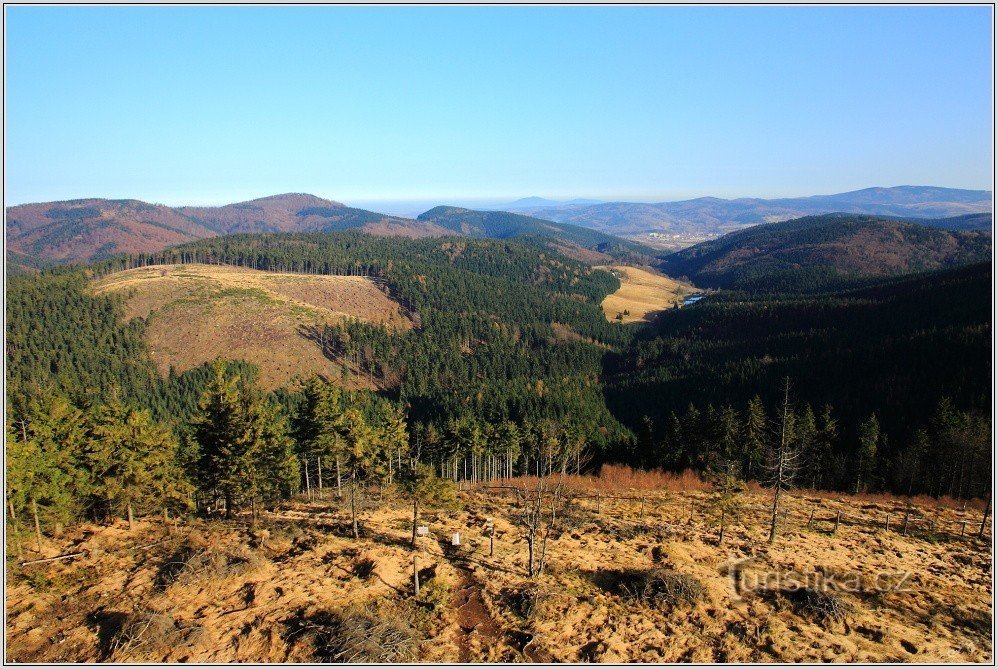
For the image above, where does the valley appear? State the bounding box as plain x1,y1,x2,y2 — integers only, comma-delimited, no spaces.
596,265,697,323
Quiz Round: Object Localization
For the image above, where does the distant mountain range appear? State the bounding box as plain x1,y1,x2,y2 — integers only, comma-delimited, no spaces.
6,186,991,272
659,213,993,292
507,186,993,236
4,193,649,270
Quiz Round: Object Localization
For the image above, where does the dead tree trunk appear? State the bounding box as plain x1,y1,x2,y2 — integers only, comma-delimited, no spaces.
767,377,798,544
979,493,992,539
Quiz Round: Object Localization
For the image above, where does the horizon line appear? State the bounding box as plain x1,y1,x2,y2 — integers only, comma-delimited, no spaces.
4,183,994,210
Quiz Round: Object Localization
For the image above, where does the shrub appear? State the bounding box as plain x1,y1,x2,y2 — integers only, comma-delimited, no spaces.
109,611,203,661
621,568,707,609
784,587,852,625
155,544,263,589
289,604,419,662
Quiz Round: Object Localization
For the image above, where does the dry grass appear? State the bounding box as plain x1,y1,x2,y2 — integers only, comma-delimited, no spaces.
496,465,709,495
4,485,992,664
93,264,411,390
596,265,697,323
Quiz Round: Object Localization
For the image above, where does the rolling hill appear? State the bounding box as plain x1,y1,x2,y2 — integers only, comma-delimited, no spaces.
657,214,992,292
509,186,993,238
6,194,644,268
4,194,450,268
416,206,655,263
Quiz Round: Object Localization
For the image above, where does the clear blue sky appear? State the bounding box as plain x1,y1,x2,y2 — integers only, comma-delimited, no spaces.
4,5,993,206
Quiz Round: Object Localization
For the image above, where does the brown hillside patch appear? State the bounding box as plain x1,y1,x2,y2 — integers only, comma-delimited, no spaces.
597,265,697,323
93,264,412,390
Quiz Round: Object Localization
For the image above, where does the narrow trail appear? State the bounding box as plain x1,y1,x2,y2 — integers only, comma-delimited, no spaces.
450,569,502,663
440,537,554,663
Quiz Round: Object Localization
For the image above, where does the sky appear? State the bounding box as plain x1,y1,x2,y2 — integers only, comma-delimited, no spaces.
4,6,994,207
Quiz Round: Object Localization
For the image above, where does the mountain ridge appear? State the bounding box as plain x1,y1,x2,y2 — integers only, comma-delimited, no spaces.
5,193,647,268
658,213,992,292
509,186,992,237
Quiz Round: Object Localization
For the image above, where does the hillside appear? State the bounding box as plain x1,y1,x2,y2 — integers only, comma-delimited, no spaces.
416,206,654,263
605,262,991,495
6,194,651,267
509,186,993,240
5,483,991,663
5,199,218,265
657,214,992,292
93,264,411,391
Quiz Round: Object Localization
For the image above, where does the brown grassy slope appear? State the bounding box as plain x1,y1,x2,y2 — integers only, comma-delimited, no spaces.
6,486,991,663
92,264,411,390
5,199,218,264
596,265,697,323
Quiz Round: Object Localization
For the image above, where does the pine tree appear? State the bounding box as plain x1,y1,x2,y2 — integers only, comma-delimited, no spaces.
337,407,377,539
6,393,89,547
856,413,880,494
191,360,298,519
742,395,767,482
396,461,457,546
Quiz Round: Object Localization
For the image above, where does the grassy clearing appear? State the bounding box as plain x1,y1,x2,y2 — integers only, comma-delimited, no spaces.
596,265,697,323
92,264,412,390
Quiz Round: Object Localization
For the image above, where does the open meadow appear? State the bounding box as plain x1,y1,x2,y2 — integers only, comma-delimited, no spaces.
596,265,698,323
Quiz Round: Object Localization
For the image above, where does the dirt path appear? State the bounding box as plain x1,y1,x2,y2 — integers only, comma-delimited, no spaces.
451,569,502,663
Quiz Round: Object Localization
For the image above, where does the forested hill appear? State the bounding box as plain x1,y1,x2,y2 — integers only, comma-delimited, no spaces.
6,226,992,502
658,214,992,292
416,206,654,263
5,194,449,269
604,262,992,498
10,232,633,451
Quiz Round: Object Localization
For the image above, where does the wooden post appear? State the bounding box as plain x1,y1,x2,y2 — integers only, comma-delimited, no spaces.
902,511,910,537
413,550,419,597
490,533,494,557
595,494,601,515
807,509,815,528
127,502,134,531
31,498,43,554
834,510,841,533
960,520,967,538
